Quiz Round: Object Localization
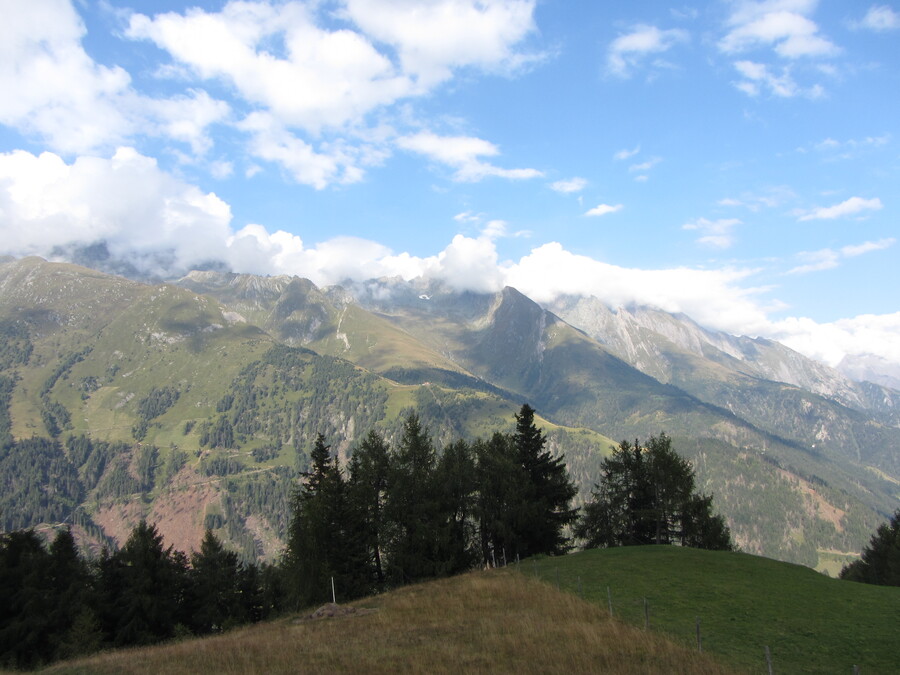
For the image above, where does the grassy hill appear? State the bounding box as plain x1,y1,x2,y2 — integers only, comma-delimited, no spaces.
34,546,898,674
532,546,900,674
37,569,732,675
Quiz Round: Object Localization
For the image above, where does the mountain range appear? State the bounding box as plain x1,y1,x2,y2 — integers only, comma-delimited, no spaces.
1,255,897,572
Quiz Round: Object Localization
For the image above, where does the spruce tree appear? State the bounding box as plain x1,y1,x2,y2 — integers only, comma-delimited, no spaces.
512,404,578,557
188,529,243,633
436,439,477,574
840,510,900,586
475,432,525,565
284,434,369,608
347,429,390,586
383,415,442,584
576,434,733,551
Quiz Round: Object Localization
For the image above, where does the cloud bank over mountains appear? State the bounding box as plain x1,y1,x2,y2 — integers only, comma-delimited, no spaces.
2,144,897,372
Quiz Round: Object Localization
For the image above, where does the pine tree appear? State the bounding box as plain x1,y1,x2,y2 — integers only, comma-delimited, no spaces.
347,429,390,586
284,434,369,608
436,439,477,574
512,404,578,557
840,510,900,586
576,434,733,551
475,432,525,565
97,520,189,646
383,415,442,584
188,529,243,633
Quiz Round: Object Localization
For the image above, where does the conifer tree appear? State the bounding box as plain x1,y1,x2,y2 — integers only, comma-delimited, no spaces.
347,429,390,586
97,520,189,646
188,529,243,633
840,510,900,586
436,439,477,574
576,434,733,551
284,434,368,607
383,415,442,584
513,404,578,557
475,432,525,564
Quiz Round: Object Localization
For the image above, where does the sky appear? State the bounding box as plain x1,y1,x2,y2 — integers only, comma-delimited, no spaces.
0,0,898,370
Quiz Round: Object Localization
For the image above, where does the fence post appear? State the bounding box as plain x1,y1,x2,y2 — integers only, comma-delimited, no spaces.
555,567,560,589
643,597,650,630
696,617,702,652
607,586,613,617
331,576,336,604
764,646,773,675
577,576,583,599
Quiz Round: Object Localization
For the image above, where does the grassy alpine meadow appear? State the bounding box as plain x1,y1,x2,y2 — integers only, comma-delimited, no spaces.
37,570,732,675
528,546,900,674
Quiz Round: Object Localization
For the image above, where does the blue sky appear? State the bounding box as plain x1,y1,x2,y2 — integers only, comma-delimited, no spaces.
1,0,898,369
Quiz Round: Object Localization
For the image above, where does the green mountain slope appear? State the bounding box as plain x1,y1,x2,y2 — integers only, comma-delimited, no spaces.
0,258,613,560
1,258,898,569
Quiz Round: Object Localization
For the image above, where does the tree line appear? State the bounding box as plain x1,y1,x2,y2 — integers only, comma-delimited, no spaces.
1,405,736,669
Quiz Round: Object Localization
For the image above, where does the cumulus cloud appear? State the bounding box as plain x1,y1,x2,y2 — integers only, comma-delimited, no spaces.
683,218,742,248
397,131,542,181
0,148,233,275
854,5,900,31
606,24,689,77
128,2,413,135
796,196,883,221
339,0,540,87
1,146,897,371
585,204,623,217
550,177,587,194
0,0,229,155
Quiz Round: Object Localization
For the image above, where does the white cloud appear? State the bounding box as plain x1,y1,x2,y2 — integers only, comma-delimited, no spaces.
1,147,897,371
397,131,542,182
629,157,662,172
607,24,689,77
733,60,798,97
719,1,838,58
787,238,894,275
503,242,769,335
0,148,233,275
585,204,623,217
340,0,540,87
0,0,133,153
0,0,230,156
796,196,883,221
773,312,900,368
128,2,413,135
854,5,900,31
550,177,587,194
683,217,742,248
239,112,367,188
614,145,641,161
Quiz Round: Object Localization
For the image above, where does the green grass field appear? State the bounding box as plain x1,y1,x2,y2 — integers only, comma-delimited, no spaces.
528,546,900,674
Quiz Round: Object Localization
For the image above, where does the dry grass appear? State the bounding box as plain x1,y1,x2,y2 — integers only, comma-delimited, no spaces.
41,570,736,674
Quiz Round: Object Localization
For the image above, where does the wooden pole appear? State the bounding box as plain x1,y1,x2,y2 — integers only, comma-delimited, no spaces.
643,597,650,630
577,576,583,599
331,576,336,604
764,646,773,675
696,617,702,652
607,586,613,617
